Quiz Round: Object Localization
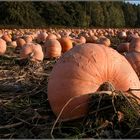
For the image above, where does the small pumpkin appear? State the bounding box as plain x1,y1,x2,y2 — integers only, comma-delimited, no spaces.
0,38,6,55
126,34,139,42
20,43,44,62
24,35,33,43
16,38,26,48
71,36,86,46
46,33,57,41
96,36,111,47
55,33,61,40
48,43,140,121
2,34,12,43
58,37,73,53
7,41,17,48
86,35,98,43
117,42,130,53
36,31,48,43
118,31,127,39
44,39,62,58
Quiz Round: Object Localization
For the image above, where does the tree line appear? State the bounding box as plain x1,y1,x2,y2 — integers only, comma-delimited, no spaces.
0,1,139,28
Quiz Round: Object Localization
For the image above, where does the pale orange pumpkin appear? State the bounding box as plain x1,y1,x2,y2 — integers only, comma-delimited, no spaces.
86,35,98,43
96,36,111,47
8,41,17,48
55,33,61,40
44,39,62,58
2,34,12,43
58,37,73,53
79,36,86,44
0,38,6,55
118,31,127,39
46,33,57,41
24,35,33,43
88,30,94,36
48,43,140,121
36,31,48,43
71,36,86,46
16,38,26,48
20,43,44,62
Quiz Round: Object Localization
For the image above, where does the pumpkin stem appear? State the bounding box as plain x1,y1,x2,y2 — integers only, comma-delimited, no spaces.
98,82,116,92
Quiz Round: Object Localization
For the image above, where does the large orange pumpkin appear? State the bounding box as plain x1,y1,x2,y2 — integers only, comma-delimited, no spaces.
20,43,44,62
48,43,140,121
0,39,6,55
44,39,62,58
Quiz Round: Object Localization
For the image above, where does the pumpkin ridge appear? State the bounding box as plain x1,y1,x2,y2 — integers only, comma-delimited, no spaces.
72,50,103,83
101,44,109,81
73,44,105,82
106,47,120,86
59,45,103,82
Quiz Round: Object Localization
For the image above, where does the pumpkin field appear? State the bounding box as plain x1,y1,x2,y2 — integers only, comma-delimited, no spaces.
0,28,140,138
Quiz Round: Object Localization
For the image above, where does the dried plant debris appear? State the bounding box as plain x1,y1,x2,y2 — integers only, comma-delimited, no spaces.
0,51,140,138
50,83,140,139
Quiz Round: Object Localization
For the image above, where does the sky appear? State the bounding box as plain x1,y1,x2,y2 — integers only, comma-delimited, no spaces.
125,1,140,5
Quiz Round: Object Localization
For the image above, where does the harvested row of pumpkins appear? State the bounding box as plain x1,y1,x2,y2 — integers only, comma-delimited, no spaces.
0,28,140,39
0,28,139,59
0,30,112,61
0,29,140,121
